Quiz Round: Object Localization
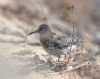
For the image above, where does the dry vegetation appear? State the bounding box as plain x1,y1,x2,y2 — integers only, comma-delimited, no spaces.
0,0,100,79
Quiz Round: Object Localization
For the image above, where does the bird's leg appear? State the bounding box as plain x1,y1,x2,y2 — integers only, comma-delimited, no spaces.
58,55,60,62
62,54,67,63
66,53,72,64
62,54,70,64
64,54,67,62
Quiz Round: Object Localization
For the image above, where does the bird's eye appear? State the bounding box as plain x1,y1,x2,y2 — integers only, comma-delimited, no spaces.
38,26,45,32
40,27,44,30
41,26,47,31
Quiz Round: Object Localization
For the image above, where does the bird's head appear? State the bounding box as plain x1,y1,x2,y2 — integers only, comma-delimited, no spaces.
28,24,50,35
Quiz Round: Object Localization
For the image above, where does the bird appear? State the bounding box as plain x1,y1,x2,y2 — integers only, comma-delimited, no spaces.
28,24,79,62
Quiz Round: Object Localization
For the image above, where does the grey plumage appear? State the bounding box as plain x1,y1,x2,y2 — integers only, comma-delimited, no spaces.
28,24,79,61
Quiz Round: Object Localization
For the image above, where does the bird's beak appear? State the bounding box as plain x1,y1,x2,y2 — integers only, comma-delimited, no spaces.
28,30,38,35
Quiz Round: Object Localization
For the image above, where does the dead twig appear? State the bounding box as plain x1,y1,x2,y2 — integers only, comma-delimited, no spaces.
62,61,90,72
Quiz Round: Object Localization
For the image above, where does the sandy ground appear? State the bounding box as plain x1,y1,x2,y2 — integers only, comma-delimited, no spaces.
0,11,89,79
0,14,64,79
0,14,98,79
0,0,100,79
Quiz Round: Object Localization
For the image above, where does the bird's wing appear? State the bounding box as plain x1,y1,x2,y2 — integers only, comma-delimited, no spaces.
55,36,79,53
47,36,70,50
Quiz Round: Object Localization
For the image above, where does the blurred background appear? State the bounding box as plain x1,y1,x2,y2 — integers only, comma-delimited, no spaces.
0,0,100,79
